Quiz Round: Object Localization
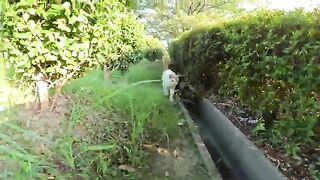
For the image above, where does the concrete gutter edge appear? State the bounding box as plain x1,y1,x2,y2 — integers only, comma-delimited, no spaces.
177,98,222,180
197,98,287,180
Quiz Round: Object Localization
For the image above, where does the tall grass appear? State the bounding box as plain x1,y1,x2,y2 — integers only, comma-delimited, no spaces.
0,60,182,178
65,60,181,166
0,113,53,179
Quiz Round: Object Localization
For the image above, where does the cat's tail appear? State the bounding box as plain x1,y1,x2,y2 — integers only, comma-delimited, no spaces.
162,50,170,70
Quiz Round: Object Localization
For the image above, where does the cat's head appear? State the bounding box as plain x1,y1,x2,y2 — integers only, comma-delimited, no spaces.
169,74,179,85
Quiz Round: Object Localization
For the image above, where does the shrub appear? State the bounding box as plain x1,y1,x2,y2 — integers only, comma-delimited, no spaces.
169,9,320,154
169,24,227,94
161,10,227,37
1,0,145,86
142,36,164,62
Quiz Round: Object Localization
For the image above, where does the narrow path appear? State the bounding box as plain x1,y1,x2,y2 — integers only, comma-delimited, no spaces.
133,6,225,180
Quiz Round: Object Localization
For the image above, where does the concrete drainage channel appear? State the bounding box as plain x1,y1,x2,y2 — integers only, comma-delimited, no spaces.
178,99,221,180
177,98,287,180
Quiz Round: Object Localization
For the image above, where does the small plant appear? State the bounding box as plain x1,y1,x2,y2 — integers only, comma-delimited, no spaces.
252,117,266,134
309,160,320,180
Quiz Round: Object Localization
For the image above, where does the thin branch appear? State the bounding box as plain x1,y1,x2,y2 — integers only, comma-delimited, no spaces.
192,0,202,13
187,1,194,15
49,61,85,88
196,0,206,13
49,61,85,111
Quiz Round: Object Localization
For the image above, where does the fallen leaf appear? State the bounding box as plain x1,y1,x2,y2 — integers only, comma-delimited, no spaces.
173,147,180,157
157,147,170,156
118,164,136,172
143,144,154,151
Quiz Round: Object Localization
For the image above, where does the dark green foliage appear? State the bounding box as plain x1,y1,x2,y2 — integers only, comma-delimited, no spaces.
141,36,165,62
169,9,320,155
170,25,227,94
142,48,163,62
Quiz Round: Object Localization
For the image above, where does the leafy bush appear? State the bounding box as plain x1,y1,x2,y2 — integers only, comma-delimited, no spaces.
169,25,227,94
220,9,320,149
1,0,145,86
161,10,227,37
142,36,164,62
169,9,320,154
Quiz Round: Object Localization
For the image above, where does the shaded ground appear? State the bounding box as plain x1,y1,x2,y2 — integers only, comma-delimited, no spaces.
208,93,320,180
143,131,209,180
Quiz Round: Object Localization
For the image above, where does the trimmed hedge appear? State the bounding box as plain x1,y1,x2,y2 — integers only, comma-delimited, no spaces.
142,36,164,62
169,9,320,154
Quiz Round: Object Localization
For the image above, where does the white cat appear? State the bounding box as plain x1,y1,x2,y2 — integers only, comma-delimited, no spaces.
162,69,179,102
161,52,179,102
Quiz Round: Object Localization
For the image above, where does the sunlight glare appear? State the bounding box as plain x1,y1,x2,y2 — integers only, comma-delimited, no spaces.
241,0,320,11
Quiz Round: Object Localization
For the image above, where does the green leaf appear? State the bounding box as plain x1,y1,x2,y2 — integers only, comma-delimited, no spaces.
16,22,26,31
16,0,34,8
69,15,78,25
13,32,32,39
0,145,40,163
35,6,46,15
45,5,64,20
27,48,37,58
81,143,116,152
77,14,88,24
27,8,36,15
22,12,30,21
46,67,55,73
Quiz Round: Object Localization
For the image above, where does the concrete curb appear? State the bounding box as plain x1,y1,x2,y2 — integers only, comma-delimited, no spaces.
196,98,287,180
177,98,221,180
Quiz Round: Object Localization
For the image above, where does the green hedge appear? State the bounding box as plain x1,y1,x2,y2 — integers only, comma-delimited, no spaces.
169,9,320,155
142,36,164,62
1,0,145,85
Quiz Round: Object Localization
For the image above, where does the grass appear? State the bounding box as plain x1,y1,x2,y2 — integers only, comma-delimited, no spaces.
66,59,180,138
0,60,195,179
65,60,181,168
0,60,9,110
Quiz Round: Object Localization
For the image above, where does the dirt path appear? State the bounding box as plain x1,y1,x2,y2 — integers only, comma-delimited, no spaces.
142,134,210,180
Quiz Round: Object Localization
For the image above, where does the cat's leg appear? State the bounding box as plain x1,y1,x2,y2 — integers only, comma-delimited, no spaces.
169,88,175,102
163,84,169,96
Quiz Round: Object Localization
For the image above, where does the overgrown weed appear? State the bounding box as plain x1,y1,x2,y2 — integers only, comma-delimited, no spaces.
0,61,182,178
65,60,181,165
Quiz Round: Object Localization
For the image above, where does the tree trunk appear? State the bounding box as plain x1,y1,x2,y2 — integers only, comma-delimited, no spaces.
36,80,49,111
50,82,63,111
103,64,110,81
33,72,49,111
